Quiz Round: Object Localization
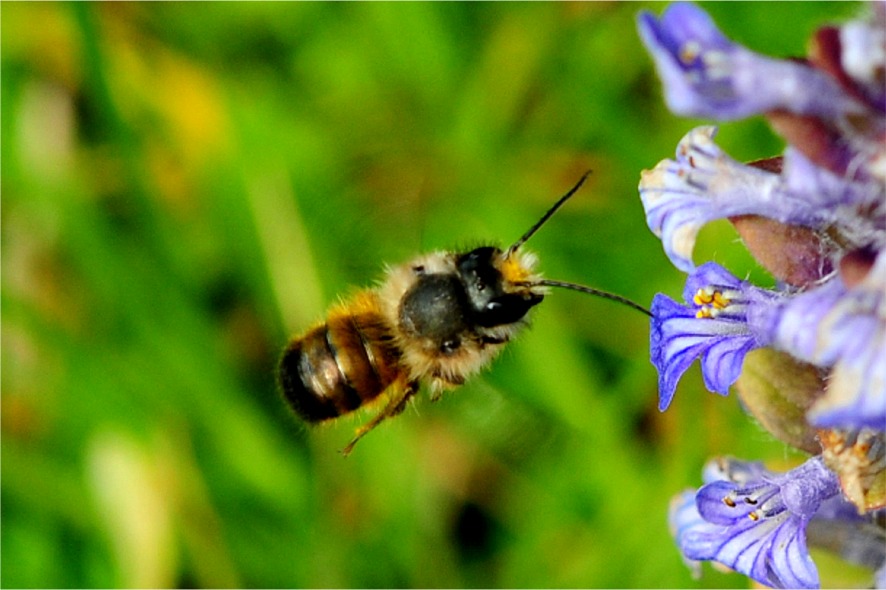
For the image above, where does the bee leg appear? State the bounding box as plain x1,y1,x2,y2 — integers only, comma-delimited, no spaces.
388,381,419,416
340,381,418,456
428,374,463,402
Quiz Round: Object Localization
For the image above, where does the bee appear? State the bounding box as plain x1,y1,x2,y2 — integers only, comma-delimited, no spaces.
278,172,649,455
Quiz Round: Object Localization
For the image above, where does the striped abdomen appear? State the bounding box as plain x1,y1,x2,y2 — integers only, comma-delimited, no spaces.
278,311,402,422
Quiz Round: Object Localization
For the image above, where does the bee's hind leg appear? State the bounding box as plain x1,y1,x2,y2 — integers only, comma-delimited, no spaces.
340,380,418,456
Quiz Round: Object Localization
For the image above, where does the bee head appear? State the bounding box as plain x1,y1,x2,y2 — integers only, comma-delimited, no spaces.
456,246,543,328
398,170,650,352
491,171,651,319
398,246,543,352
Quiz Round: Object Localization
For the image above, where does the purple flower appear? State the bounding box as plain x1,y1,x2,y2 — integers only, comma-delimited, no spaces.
669,457,843,589
651,262,780,411
774,252,886,429
639,126,879,273
652,254,886,427
636,2,867,121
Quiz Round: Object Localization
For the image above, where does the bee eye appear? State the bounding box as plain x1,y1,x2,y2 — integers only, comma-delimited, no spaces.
476,280,485,292
441,338,460,354
475,293,543,327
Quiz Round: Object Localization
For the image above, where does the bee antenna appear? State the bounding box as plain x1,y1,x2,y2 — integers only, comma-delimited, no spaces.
530,279,652,317
506,170,592,258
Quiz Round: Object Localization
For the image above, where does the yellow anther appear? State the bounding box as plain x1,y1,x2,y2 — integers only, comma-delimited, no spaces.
694,287,731,312
695,307,713,319
748,511,760,522
693,287,715,306
711,291,730,309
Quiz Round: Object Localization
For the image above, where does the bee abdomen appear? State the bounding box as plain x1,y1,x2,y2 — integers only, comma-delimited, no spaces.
279,312,401,423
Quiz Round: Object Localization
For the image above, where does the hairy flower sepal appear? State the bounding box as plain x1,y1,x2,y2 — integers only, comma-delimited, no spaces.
651,262,779,411
672,457,842,589
734,349,825,454
730,213,834,288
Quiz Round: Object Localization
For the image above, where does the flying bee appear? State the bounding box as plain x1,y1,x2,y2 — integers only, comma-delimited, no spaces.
278,172,650,455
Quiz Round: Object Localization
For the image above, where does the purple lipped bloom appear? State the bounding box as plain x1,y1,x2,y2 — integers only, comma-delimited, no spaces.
639,127,848,273
774,251,886,429
670,456,843,589
639,126,882,274
651,261,780,411
636,2,867,121
653,253,886,428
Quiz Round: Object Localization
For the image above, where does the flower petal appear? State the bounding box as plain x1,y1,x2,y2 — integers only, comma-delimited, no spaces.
702,456,768,486
770,518,819,589
696,481,767,525
775,252,886,429
650,263,778,410
668,490,704,579
639,127,833,272
700,336,759,396
651,293,756,410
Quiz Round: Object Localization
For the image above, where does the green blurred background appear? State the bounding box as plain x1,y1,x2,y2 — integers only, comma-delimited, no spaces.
1,3,861,588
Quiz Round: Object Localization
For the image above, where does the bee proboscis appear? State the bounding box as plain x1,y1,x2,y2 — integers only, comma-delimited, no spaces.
278,172,650,455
